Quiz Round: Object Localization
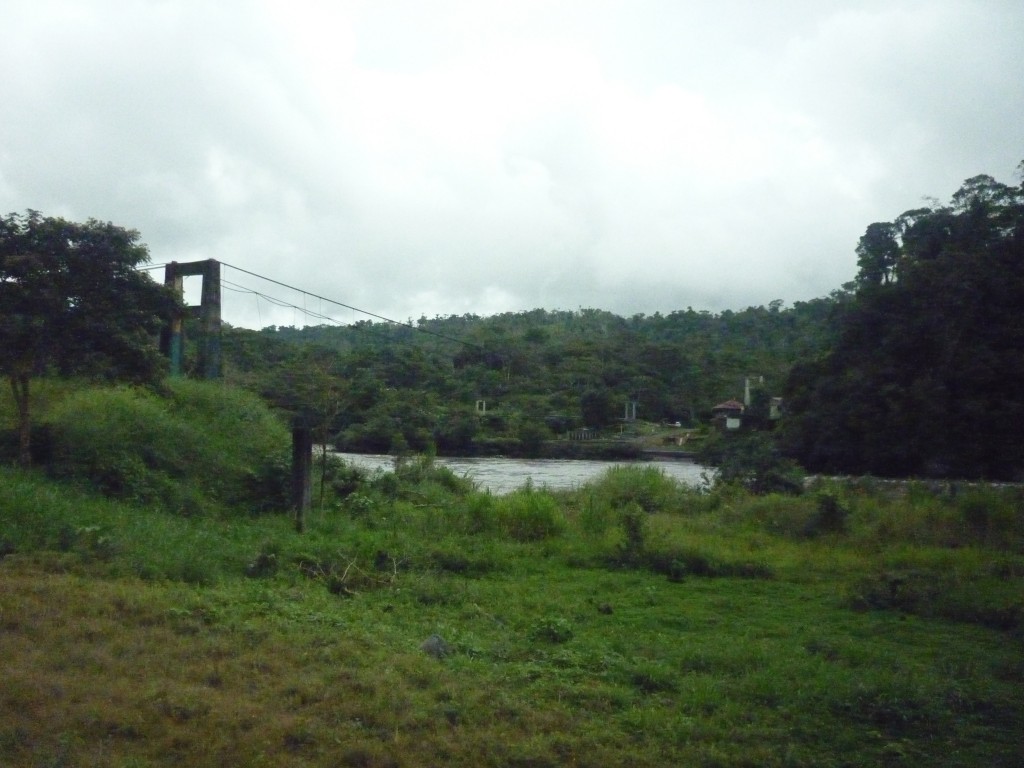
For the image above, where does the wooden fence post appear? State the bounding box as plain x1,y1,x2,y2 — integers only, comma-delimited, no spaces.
292,423,313,533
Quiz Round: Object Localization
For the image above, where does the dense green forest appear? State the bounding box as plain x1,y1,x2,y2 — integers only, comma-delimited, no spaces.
782,169,1024,481
220,299,843,456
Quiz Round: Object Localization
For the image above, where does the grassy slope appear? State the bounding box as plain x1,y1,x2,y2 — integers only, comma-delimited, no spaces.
1,466,1022,767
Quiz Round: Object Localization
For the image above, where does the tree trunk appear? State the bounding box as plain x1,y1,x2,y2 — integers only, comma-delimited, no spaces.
10,373,31,467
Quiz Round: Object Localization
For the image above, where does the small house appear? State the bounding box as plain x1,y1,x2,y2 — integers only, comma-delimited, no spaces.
711,399,745,430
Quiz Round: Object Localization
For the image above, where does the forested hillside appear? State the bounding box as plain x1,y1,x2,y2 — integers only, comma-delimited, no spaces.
221,299,842,455
782,169,1024,481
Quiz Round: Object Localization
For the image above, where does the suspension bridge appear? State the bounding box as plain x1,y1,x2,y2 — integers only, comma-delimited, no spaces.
149,257,479,531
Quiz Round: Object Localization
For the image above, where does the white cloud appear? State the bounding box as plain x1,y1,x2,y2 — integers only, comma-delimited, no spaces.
1,0,1021,327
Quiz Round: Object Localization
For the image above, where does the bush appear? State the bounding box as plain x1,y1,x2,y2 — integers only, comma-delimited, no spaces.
329,461,367,498
495,487,564,541
642,547,774,581
846,569,1021,631
44,381,290,513
530,617,574,644
579,492,615,538
956,487,1023,547
461,494,497,535
617,503,647,564
394,455,475,495
588,465,682,513
803,492,849,537
699,431,805,495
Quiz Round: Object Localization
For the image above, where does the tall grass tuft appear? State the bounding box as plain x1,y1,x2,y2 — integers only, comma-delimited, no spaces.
494,486,564,541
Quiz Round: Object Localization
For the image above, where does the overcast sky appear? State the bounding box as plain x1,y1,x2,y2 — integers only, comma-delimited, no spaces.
3,1,1022,329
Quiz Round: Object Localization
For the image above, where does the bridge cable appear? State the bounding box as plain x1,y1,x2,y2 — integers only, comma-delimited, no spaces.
219,261,486,351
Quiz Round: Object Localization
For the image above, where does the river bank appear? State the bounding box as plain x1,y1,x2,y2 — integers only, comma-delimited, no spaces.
336,452,710,494
430,438,696,461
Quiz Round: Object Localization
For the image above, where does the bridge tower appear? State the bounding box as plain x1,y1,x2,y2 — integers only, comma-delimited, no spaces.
160,259,222,379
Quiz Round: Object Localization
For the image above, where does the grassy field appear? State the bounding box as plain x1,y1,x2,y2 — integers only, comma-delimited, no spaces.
2,459,1022,767
1,381,1021,766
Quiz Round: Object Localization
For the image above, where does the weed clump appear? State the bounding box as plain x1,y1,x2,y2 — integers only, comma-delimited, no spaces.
803,492,849,536
246,541,282,578
847,569,1022,631
530,617,574,644
616,503,647,565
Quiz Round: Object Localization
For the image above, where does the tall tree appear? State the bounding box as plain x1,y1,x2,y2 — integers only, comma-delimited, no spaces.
0,211,179,465
855,222,900,287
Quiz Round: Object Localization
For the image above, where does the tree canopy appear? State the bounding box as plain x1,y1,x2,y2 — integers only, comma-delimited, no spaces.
219,297,840,456
0,210,179,465
781,168,1024,480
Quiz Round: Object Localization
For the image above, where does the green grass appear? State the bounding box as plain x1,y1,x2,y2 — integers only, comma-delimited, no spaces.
1,463,1022,766
1,382,1022,765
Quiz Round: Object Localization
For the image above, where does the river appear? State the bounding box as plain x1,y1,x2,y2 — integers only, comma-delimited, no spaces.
335,453,712,495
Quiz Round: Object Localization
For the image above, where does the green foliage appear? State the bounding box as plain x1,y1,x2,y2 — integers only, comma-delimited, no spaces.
530,616,574,644
700,431,805,495
516,418,551,453
328,458,366,498
588,465,684,512
579,491,616,538
617,503,647,564
494,486,565,541
847,568,1022,631
783,167,1024,480
393,454,476,495
807,492,849,536
225,296,840,457
0,211,180,465
433,407,479,452
43,380,290,513
460,493,498,535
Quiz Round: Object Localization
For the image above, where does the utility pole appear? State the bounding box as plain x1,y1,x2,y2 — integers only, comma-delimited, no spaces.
743,375,763,408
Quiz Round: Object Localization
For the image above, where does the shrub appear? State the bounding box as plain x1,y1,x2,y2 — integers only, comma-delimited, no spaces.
395,455,475,495
495,487,564,541
956,487,1023,547
588,465,681,513
44,381,290,513
643,547,774,580
617,503,647,564
461,494,497,535
329,461,366,498
739,493,816,538
579,492,614,538
343,492,376,521
699,431,805,495
803,492,849,536
846,569,1022,631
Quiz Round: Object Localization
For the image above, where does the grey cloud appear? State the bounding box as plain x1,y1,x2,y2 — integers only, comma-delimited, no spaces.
2,0,1021,329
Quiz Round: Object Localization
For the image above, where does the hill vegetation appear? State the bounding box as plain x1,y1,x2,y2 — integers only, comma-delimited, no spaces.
221,298,842,459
